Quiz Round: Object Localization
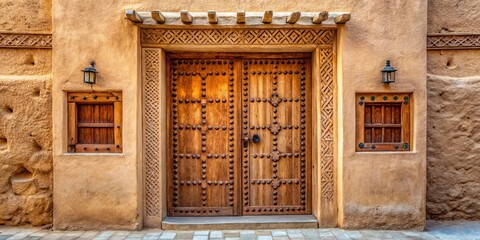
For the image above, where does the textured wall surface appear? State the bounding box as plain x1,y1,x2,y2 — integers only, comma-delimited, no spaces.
426,0,480,220
427,74,480,220
51,0,426,230
0,0,53,227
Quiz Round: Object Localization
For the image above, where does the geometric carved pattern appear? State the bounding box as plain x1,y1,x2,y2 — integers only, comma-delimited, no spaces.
427,34,480,50
143,29,337,217
144,49,161,217
142,29,335,46
319,48,335,200
0,32,52,48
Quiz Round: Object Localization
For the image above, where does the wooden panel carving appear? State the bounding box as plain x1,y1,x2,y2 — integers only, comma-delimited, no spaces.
0,32,52,48
144,49,161,217
167,58,238,216
141,29,335,46
427,34,480,50
242,57,312,215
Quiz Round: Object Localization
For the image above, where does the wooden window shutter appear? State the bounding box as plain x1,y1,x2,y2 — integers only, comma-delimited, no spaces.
356,93,411,151
67,92,122,153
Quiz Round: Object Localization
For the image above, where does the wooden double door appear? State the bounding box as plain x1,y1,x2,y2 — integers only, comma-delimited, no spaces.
167,53,311,216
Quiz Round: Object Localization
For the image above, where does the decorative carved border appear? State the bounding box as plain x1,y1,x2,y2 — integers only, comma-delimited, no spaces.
141,28,335,46
0,32,52,48
319,48,335,199
427,34,480,50
143,29,336,219
144,49,161,217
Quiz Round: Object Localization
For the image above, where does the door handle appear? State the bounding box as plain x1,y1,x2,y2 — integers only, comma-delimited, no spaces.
243,134,261,148
251,134,261,143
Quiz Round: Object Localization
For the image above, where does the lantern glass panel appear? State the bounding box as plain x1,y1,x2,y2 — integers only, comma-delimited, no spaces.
84,71,90,83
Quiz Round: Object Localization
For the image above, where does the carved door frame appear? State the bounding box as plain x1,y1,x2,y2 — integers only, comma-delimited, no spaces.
141,27,337,228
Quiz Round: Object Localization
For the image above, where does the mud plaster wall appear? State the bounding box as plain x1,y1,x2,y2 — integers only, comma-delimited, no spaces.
0,0,53,226
52,0,426,230
427,0,480,220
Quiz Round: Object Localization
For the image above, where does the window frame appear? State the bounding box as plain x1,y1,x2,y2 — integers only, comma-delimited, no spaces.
355,93,411,152
67,92,122,153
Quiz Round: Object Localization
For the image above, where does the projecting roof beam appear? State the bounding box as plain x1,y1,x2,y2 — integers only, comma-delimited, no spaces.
125,10,143,23
262,10,273,24
126,11,352,26
151,11,165,24
287,11,301,24
312,11,329,24
237,11,246,24
208,10,218,24
334,13,351,24
180,10,193,23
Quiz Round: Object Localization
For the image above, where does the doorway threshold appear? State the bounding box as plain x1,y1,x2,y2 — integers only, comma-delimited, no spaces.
162,215,318,230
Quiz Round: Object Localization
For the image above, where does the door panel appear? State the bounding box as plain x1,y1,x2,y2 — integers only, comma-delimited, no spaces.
168,58,239,216
167,54,311,216
242,58,311,215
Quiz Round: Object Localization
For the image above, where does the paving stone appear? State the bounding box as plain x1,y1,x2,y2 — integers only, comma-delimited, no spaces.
109,236,127,240
257,236,273,240
175,232,193,239
273,237,289,240
223,231,240,238
240,230,256,235
224,238,241,240
239,235,256,240
127,233,145,238
288,232,305,238
271,230,287,237
256,230,272,236
331,229,352,240
209,231,223,238
192,236,208,240
160,232,177,239
193,231,209,236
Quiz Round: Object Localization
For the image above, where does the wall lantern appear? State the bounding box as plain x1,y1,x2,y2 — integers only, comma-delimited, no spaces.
82,61,98,84
381,60,397,84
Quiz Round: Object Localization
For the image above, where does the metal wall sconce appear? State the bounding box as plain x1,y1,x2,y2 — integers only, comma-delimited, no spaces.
82,61,98,84
381,60,397,84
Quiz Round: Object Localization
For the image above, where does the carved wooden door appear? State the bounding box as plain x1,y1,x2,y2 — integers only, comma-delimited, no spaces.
241,57,311,215
167,58,239,216
167,54,310,216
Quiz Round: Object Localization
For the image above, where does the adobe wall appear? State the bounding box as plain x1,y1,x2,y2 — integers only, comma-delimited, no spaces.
426,0,480,220
0,0,53,226
51,0,426,230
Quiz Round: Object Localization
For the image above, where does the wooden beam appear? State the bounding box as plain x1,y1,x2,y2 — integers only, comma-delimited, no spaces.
207,10,218,24
262,10,273,24
287,11,301,24
125,10,143,23
151,11,165,24
237,11,246,24
334,13,351,24
312,11,328,24
180,10,193,24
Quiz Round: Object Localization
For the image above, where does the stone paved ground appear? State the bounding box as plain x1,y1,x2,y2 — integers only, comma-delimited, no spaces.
1,220,479,240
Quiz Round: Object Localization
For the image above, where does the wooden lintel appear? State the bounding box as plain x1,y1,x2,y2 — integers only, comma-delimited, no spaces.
125,10,143,23
237,11,246,24
312,11,329,24
262,10,273,24
180,10,193,24
207,10,218,24
152,11,166,24
287,11,301,24
334,13,351,24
